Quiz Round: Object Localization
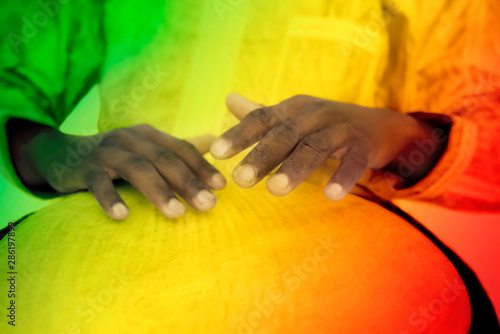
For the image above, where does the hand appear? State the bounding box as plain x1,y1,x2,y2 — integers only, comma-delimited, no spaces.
210,94,439,201
10,121,226,220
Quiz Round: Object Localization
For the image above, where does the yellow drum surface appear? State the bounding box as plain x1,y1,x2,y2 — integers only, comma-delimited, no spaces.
1,182,471,334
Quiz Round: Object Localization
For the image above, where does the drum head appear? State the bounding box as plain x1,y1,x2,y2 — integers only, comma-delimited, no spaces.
1,182,470,333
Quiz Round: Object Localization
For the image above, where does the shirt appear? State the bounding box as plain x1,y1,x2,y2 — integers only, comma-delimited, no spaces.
1,0,499,212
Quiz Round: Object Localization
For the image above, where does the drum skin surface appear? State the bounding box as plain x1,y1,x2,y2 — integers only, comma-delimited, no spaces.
0,182,471,334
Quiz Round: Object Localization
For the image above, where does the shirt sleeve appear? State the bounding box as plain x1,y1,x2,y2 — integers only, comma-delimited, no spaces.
360,91,500,212
0,0,104,196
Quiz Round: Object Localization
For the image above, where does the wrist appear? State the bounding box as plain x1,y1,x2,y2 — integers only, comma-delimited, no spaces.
7,118,59,189
384,113,451,188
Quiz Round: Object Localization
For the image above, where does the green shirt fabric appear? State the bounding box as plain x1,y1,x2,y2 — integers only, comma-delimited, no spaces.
0,0,164,195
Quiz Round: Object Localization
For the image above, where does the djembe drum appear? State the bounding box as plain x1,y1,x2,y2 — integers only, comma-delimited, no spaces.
1,181,470,334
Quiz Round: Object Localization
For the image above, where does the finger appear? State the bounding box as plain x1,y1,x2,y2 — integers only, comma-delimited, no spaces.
232,113,323,188
165,138,226,190
211,95,314,160
266,131,332,196
323,147,369,201
151,149,218,211
185,134,216,154
131,124,215,154
131,125,225,190
225,93,262,120
210,105,289,160
136,144,218,211
108,152,187,218
83,168,129,220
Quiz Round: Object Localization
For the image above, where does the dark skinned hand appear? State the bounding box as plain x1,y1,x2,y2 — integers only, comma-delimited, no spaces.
210,93,439,201
10,122,226,220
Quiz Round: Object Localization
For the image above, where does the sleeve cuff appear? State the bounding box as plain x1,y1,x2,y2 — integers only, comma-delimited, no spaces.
361,112,477,201
0,89,59,199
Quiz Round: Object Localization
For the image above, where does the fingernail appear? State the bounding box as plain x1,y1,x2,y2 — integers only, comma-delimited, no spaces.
325,183,344,200
194,190,217,209
211,173,227,189
168,199,186,213
210,138,230,158
112,203,129,219
267,174,291,196
268,174,289,190
162,199,186,218
233,165,256,184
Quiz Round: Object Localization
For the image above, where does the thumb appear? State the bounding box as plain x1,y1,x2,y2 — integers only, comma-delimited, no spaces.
185,134,216,154
225,93,262,120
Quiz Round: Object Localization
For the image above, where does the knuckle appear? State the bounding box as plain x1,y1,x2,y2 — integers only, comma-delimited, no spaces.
292,164,306,177
345,148,369,168
154,150,176,166
253,145,275,166
294,163,306,176
287,157,307,176
181,176,204,192
129,124,156,137
94,147,113,161
99,137,118,147
117,128,138,141
137,123,155,131
272,121,301,143
270,105,289,123
153,182,174,197
288,94,309,103
285,95,314,111
300,134,331,156
328,113,350,127
196,157,215,171
128,155,153,170
176,140,197,155
312,100,333,113
99,133,121,147
248,107,272,125
84,169,108,186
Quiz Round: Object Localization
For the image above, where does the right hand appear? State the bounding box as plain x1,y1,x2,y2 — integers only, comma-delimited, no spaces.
12,123,226,220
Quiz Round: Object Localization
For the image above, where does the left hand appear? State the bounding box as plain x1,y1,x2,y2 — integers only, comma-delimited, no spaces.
210,94,434,201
